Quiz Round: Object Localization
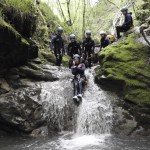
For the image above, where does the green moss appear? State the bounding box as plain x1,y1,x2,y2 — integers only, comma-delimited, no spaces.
0,19,29,46
21,38,29,46
62,55,69,67
0,20,20,37
125,89,150,105
2,0,35,13
136,1,150,24
38,50,55,65
38,50,69,67
97,34,150,106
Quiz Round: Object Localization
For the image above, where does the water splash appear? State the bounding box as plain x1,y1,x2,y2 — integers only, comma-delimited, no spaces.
39,65,75,132
76,68,113,135
59,134,109,150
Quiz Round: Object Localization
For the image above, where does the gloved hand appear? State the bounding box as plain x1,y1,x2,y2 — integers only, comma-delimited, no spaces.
78,64,82,68
73,61,76,66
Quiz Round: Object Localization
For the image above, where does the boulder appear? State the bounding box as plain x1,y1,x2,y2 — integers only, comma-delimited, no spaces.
0,78,11,94
113,105,138,136
19,66,59,81
0,20,29,68
0,88,45,133
96,34,150,132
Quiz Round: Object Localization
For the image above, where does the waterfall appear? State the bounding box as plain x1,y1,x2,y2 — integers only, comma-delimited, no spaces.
7,65,121,150
39,65,75,132
39,65,114,135
76,68,113,135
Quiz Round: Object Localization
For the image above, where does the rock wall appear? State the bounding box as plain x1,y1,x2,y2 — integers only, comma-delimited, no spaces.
95,32,150,132
95,0,150,133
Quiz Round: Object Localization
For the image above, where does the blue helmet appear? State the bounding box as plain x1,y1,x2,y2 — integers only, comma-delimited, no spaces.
121,7,128,12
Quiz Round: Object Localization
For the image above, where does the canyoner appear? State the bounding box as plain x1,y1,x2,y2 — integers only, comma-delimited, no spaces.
82,30,95,68
116,7,134,39
71,54,86,103
50,27,65,66
67,34,82,68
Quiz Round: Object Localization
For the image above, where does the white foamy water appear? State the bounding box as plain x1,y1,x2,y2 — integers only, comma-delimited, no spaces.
59,134,110,150
76,69,113,135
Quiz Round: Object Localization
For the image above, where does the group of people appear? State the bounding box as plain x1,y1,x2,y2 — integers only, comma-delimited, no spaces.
50,7,133,101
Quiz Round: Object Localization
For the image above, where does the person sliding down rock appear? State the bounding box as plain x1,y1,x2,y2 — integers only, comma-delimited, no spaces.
67,34,81,68
116,7,134,39
71,54,86,101
99,31,111,51
50,27,65,66
82,30,95,68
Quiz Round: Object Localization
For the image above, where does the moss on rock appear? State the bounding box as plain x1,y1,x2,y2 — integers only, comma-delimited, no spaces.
96,34,150,106
39,50,69,67
0,20,30,67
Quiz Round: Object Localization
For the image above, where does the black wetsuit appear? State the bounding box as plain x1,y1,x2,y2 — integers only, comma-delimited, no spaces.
116,13,133,39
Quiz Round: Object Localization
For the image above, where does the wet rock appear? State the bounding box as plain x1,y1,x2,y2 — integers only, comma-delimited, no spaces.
95,74,125,93
28,39,39,59
19,66,59,81
0,20,29,68
30,58,42,64
96,33,150,134
27,62,41,70
8,68,20,75
5,75,20,80
113,105,137,136
0,78,11,94
19,79,37,87
30,126,48,137
40,51,55,64
0,88,45,133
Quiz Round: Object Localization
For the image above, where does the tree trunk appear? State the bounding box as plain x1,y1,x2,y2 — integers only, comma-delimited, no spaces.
82,0,86,38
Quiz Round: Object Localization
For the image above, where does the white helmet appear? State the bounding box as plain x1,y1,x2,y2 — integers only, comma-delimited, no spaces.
100,31,106,35
70,34,75,39
121,7,128,12
57,26,63,32
85,30,91,35
73,54,80,59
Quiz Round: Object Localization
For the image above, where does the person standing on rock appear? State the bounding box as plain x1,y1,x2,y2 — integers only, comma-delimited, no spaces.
67,34,82,68
82,30,95,68
50,27,65,66
99,31,111,51
116,7,133,39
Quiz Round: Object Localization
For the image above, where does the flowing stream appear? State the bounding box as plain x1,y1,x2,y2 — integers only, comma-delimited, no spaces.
0,66,150,150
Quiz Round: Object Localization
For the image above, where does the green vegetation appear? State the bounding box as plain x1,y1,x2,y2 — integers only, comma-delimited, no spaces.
0,0,71,67
92,0,143,34
136,0,150,24
97,34,150,106
1,0,35,13
38,50,69,66
47,0,143,40
0,19,29,45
